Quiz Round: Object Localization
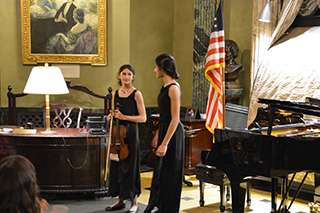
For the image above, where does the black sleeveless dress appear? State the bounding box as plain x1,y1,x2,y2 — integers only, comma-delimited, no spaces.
145,83,185,213
108,89,141,201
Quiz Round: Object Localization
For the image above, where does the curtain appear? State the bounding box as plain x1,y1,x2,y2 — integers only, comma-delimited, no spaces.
250,0,281,88
248,0,303,125
269,0,303,48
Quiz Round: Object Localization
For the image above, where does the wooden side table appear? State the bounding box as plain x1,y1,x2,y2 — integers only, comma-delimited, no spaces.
147,114,213,175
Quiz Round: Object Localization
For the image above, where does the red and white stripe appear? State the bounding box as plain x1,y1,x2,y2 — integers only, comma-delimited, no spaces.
205,29,225,133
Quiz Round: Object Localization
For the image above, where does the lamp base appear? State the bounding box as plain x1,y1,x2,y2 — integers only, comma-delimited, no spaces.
40,130,57,135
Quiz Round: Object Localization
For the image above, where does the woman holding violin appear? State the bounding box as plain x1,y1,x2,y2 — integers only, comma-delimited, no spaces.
105,64,146,213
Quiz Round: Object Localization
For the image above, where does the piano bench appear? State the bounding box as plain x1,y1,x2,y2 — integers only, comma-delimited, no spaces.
195,163,252,212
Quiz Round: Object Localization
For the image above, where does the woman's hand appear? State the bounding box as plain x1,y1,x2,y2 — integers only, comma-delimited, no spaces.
107,110,113,122
107,108,125,122
155,143,167,157
40,199,49,213
114,109,125,120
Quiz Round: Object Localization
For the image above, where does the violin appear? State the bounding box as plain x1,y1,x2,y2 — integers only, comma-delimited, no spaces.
110,103,129,160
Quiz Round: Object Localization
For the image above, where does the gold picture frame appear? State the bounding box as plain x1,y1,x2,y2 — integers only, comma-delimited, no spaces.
21,0,107,66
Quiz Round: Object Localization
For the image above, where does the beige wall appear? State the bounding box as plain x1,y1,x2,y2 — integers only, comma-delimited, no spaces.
0,0,252,109
224,0,252,106
130,0,174,108
173,0,195,107
1,0,132,109
0,0,195,109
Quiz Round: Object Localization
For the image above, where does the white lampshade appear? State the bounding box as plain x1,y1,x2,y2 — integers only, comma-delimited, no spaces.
258,0,271,23
24,64,69,95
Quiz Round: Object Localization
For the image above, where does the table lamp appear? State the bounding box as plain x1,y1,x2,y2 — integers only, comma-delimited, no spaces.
23,63,69,134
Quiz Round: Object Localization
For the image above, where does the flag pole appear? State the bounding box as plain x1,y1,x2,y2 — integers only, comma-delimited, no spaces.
216,0,225,129
222,67,226,129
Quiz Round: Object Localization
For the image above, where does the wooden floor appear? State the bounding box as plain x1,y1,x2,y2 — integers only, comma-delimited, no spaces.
139,172,311,213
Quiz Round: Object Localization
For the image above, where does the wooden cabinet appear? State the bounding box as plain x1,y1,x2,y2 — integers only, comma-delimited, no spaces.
147,114,213,175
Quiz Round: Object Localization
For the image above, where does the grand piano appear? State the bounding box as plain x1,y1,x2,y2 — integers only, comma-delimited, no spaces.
205,97,320,213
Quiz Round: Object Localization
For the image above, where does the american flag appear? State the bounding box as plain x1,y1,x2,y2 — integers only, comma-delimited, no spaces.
205,0,225,133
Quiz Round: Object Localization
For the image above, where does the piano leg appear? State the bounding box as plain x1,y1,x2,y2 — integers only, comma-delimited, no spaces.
314,171,320,203
199,180,205,206
220,185,227,212
271,177,278,213
280,177,289,212
229,179,247,213
246,179,252,207
272,176,293,213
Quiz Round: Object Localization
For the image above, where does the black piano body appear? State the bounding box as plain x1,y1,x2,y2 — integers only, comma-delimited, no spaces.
205,98,320,213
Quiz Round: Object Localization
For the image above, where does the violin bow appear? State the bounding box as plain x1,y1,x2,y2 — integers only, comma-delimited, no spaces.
104,94,115,183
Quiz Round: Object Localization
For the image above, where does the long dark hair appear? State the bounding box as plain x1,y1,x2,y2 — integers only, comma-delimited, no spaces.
155,54,180,79
0,155,41,213
118,64,135,85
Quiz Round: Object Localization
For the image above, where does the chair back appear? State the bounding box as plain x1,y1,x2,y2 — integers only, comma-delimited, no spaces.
42,103,83,128
7,82,112,126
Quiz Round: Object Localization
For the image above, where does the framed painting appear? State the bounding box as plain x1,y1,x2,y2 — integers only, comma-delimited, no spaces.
21,0,107,66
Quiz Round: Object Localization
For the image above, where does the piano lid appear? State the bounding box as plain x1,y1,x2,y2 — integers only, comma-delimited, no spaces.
258,98,320,118
247,27,320,126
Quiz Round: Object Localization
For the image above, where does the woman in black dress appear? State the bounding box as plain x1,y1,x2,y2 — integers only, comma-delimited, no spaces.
144,54,185,213
105,64,146,213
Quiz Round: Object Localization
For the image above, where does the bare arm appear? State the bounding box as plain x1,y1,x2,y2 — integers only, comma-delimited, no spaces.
156,84,180,156
57,33,68,42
